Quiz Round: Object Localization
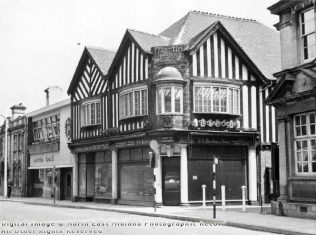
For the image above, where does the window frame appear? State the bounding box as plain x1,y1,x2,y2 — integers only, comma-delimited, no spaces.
81,99,102,127
300,7,316,62
156,85,183,115
193,83,240,115
119,86,148,120
294,111,316,175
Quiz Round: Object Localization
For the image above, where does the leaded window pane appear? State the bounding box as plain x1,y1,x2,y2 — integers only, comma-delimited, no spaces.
195,87,202,112
174,88,182,113
164,88,172,113
157,89,162,113
213,87,219,112
141,90,147,115
220,88,227,112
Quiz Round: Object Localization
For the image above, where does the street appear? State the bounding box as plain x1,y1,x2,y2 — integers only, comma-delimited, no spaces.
0,201,276,235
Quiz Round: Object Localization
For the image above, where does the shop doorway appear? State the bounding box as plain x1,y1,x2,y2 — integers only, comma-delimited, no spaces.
162,157,180,206
61,168,72,200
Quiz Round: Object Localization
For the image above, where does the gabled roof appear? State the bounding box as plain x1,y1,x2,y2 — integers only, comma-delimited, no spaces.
67,47,116,95
107,29,170,74
186,21,269,84
160,11,281,80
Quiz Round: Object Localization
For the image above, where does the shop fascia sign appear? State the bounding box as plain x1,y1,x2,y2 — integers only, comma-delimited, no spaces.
33,155,55,163
115,138,149,148
187,118,241,130
98,127,120,136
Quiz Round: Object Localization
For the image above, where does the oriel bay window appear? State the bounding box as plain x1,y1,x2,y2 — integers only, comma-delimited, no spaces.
81,100,101,126
301,7,316,61
294,112,316,174
157,86,183,114
194,84,240,114
119,87,148,120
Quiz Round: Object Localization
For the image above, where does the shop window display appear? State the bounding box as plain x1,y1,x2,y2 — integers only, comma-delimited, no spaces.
120,165,154,201
94,152,112,198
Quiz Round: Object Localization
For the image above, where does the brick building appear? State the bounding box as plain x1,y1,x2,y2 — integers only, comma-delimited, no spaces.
68,11,280,206
268,0,316,218
0,103,28,197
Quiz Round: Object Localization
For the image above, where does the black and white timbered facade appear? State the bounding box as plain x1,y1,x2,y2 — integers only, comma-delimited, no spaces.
68,11,280,206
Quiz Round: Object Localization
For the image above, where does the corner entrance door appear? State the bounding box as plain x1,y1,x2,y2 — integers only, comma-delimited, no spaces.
162,157,180,206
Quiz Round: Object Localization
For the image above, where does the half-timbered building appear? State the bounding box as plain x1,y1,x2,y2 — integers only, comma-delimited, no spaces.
68,11,280,206
67,47,116,202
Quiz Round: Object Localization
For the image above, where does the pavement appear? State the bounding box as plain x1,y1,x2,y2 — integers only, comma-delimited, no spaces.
0,197,315,235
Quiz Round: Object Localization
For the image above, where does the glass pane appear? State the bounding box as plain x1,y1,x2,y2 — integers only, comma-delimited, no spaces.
164,88,171,113
233,89,239,114
308,43,316,59
157,89,162,113
96,102,101,124
295,116,300,126
310,113,316,124
297,163,302,172
297,152,302,161
303,163,309,172
296,141,302,150
312,163,316,172
120,165,154,201
302,126,307,136
174,88,182,113
302,140,308,150
141,90,147,115
311,139,316,149
79,163,87,196
91,103,95,125
304,20,315,35
165,170,180,193
125,94,129,117
311,124,316,135
220,88,227,112
194,87,202,112
302,115,306,125
296,127,301,136
129,92,133,116
303,151,308,161
311,151,316,161
135,91,140,116
95,163,112,197
213,87,219,112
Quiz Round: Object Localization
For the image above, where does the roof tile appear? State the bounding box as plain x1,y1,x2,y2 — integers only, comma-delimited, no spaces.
160,11,281,80
86,47,116,75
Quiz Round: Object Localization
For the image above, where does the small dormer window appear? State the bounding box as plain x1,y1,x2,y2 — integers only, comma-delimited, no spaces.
301,8,316,61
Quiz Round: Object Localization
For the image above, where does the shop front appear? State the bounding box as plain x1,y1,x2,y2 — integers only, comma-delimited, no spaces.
28,150,74,200
77,150,112,202
117,147,154,205
148,130,258,206
72,137,155,206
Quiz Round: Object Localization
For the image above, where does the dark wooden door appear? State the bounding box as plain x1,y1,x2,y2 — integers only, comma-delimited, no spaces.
162,157,180,206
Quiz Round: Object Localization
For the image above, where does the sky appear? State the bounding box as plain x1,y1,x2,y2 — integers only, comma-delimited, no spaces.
0,0,278,119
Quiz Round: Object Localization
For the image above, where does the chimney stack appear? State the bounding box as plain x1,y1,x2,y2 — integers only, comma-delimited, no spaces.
10,103,26,120
44,86,67,106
